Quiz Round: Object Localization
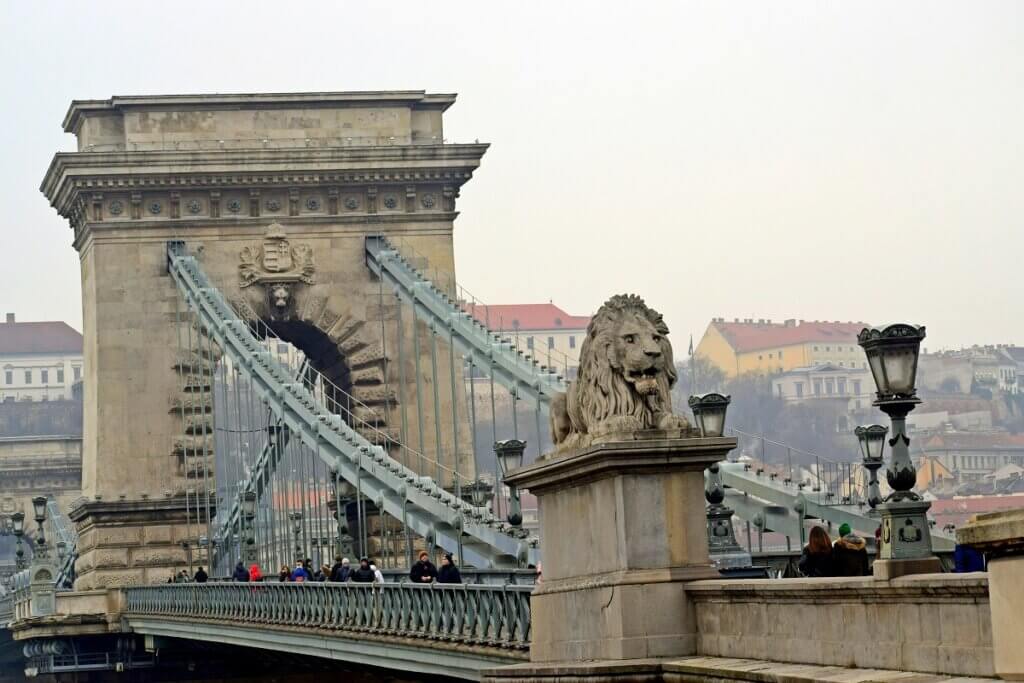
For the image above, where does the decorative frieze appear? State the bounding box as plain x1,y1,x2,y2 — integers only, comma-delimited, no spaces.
57,183,451,225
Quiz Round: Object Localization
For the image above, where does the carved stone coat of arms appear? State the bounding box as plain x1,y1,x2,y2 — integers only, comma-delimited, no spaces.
238,223,315,319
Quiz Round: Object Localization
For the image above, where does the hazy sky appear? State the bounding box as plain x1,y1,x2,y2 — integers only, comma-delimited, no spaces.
1,1,1021,351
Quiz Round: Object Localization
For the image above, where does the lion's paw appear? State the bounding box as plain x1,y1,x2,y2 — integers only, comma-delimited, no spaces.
658,413,690,432
594,415,643,436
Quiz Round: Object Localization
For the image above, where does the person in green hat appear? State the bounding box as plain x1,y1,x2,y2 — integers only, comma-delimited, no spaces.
832,522,869,576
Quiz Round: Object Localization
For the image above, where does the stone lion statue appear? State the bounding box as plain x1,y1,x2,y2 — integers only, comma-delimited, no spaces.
550,294,689,450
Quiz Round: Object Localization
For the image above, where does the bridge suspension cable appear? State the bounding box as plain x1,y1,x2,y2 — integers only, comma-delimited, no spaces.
166,241,536,571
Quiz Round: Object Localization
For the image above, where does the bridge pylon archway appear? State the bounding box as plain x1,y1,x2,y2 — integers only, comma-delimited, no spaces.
41,92,483,588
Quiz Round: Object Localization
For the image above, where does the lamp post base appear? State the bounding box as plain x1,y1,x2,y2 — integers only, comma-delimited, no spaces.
872,498,940,579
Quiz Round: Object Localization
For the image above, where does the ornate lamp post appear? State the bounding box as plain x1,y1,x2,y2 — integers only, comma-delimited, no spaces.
12,512,25,570
858,323,939,576
688,393,731,438
704,463,751,570
289,511,304,562
494,440,526,527
855,424,888,509
31,496,48,560
242,492,258,565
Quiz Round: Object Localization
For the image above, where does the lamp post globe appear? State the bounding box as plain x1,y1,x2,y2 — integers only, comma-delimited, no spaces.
31,496,47,525
11,511,23,537
494,440,526,527
688,393,731,438
855,424,888,509
857,324,925,403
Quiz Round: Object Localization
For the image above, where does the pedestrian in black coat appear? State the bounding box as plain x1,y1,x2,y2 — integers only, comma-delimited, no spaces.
410,551,438,583
436,553,462,584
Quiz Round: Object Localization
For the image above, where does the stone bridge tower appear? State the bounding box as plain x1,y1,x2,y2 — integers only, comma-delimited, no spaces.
41,92,484,588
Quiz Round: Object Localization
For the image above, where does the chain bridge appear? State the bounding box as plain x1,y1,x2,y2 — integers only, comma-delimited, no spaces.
0,91,983,683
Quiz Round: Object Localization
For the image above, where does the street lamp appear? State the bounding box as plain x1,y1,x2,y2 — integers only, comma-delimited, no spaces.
12,512,24,570
494,440,526,527
857,324,925,499
688,393,731,438
289,511,304,561
855,425,888,509
31,496,47,559
857,323,937,572
242,492,257,564
704,463,748,567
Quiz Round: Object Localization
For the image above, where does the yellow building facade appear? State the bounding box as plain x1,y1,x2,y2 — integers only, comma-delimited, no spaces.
695,318,868,378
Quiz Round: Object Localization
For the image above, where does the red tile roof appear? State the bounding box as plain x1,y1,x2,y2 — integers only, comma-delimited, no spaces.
465,303,590,332
0,321,82,355
928,494,1024,529
711,320,867,353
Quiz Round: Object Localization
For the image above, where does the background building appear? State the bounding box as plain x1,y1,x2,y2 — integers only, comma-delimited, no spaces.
0,314,83,402
468,302,589,375
771,362,875,411
695,317,868,378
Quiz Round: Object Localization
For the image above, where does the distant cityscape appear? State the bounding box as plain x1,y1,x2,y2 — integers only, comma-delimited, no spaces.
690,316,1024,530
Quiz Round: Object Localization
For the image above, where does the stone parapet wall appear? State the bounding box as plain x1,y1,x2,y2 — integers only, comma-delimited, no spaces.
686,573,993,678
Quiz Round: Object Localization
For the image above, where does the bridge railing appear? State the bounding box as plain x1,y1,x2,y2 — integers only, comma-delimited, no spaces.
124,582,531,650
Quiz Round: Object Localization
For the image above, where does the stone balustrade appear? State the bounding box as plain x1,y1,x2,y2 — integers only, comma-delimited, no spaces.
685,573,993,678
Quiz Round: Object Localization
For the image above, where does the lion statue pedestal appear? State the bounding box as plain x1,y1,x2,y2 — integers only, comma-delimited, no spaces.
486,295,739,681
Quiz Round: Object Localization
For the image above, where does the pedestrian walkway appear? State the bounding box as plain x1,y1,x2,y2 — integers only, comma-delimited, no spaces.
485,656,998,682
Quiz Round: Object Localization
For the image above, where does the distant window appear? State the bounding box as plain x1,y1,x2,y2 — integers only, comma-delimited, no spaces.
813,379,822,396
511,319,520,330
3,371,10,385
837,378,847,395
554,318,563,327
854,399,861,409
825,379,834,395
41,369,48,384
795,382,804,398
548,337,554,349
758,355,762,361
813,346,819,351
852,380,861,395
277,343,289,354
826,346,831,352
527,337,534,350
778,350,783,360
73,366,81,381
776,384,783,397
569,336,576,349
862,362,867,369
24,370,31,384
57,368,64,383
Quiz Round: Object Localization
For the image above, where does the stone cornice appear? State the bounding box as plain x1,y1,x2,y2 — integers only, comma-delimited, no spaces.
63,90,457,132
504,434,738,494
41,144,487,217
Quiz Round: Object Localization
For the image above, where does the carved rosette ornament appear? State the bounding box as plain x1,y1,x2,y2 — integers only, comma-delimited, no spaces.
238,223,315,320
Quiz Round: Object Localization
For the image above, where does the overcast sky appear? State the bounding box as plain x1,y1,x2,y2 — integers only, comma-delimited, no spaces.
1,1,1021,351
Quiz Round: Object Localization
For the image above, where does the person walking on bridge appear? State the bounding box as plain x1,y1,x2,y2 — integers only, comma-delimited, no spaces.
410,551,437,583
831,523,869,577
798,526,834,577
232,561,250,582
193,566,208,583
437,553,462,584
331,557,351,582
350,557,376,583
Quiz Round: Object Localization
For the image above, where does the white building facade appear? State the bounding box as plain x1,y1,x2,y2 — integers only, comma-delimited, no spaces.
0,315,83,402
771,362,876,411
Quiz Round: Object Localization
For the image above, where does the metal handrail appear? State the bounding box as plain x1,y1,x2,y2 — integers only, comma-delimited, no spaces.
124,582,531,649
